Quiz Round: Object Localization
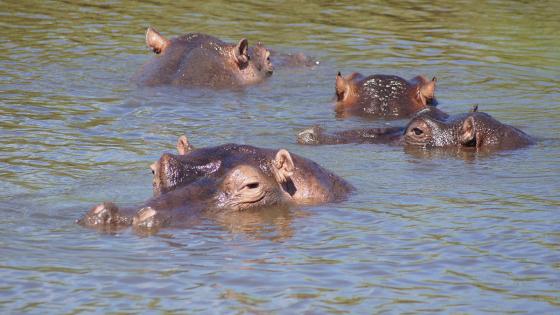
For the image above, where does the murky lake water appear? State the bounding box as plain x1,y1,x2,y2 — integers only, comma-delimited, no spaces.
1,0,559,313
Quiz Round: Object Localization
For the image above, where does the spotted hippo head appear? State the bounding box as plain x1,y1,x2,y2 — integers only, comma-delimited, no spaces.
404,106,534,149
334,71,439,119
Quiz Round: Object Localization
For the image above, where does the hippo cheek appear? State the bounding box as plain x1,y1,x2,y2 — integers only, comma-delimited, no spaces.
216,166,287,212
404,120,433,146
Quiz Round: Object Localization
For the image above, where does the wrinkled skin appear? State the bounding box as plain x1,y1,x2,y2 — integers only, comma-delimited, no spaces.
335,72,446,119
133,27,273,89
79,136,353,231
298,107,534,151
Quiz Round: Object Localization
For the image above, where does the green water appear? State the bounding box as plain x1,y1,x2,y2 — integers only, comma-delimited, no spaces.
1,0,559,313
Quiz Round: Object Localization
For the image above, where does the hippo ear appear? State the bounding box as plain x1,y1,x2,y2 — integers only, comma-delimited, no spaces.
417,77,436,106
335,72,349,101
234,38,249,65
146,27,169,54
459,116,478,147
176,135,194,155
273,149,295,183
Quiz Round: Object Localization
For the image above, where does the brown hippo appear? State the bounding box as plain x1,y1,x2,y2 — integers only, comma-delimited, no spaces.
78,136,353,230
298,106,534,151
334,72,447,119
133,27,273,88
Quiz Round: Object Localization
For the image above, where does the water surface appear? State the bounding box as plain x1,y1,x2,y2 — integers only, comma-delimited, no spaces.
1,0,559,313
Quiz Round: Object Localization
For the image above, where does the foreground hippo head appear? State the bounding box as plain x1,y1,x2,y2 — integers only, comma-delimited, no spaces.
79,136,353,231
404,107,535,149
335,72,441,119
298,106,534,151
134,27,273,88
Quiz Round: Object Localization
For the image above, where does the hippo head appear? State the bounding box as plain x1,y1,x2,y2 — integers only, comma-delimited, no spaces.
145,27,273,85
226,38,274,83
404,106,534,149
150,137,297,212
403,112,463,147
335,72,437,108
80,135,352,231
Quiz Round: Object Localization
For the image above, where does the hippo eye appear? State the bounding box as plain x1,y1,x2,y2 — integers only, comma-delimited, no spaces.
244,182,260,189
412,128,424,136
151,169,155,175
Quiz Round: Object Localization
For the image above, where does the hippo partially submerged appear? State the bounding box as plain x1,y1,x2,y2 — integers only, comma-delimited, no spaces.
133,27,273,88
334,72,447,119
298,106,534,151
79,136,353,230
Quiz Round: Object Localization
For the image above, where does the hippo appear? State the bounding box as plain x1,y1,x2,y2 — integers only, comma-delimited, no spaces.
298,106,534,151
270,51,319,68
133,27,273,88
334,72,447,119
78,136,353,230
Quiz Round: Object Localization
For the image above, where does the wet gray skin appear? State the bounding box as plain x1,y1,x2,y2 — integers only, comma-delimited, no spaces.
334,72,444,119
298,107,535,151
78,136,353,231
133,27,273,89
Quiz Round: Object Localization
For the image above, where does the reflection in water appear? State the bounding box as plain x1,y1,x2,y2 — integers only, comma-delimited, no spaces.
1,0,559,313
404,145,482,162
213,206,304,242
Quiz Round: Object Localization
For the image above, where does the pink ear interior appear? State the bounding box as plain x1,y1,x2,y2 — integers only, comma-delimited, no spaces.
234,38,249,65
146,27,169,54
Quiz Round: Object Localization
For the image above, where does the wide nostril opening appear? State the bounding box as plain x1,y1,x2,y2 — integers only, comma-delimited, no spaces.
150,162,157,175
